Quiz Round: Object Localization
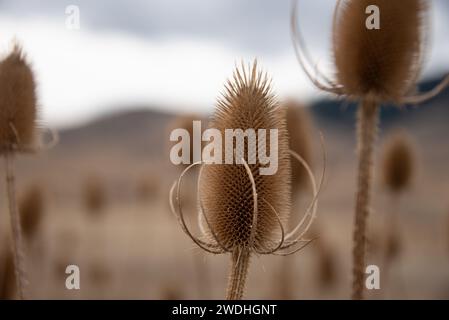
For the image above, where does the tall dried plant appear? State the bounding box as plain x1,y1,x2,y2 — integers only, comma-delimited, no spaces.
0,44,38,299
291,0,448,299
170,61,322,299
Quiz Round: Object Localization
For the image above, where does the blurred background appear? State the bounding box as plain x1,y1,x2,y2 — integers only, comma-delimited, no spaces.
0,0,449,299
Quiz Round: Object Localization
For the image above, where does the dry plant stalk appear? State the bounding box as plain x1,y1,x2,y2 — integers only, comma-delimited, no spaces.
170,61,323,300
352,99,379,298
0,44,39,299
291,0,447,299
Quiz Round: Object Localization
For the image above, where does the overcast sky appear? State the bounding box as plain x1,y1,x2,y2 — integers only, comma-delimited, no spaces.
0,0,448,128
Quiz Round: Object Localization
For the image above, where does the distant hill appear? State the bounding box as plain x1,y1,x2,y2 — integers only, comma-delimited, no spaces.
57,108,173,158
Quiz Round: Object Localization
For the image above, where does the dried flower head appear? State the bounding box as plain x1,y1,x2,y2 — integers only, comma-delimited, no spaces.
382,132,414,193
0,44,37,150
19,184,44,240
199,64,291,251
292,0,448,105
170,61,322,299
285,100,313,193
333,0,426,102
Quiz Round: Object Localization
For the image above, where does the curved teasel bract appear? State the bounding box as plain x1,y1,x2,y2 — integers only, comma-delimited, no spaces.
169,150,323,256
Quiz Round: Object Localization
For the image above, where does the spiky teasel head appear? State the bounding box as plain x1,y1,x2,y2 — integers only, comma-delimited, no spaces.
333,0,427,102
0,44,38,151
292,0,448,104
285,100,313,193
170,61,322,257
382,131,414,194
199,62,291,251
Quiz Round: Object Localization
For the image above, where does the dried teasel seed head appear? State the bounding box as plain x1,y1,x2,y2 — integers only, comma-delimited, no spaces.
285,100,313,193
333,0,428,102
200,61,291,251
382,131,414,193
19,184,45,240
0,44,38,150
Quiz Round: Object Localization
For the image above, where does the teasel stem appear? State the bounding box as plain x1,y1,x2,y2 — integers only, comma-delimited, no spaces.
226,247,251,300
5,150,27,299
352,99,379,300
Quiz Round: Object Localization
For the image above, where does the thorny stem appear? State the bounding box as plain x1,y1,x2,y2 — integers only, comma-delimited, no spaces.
5,151,27,299
352,99,379,300
226,247,251,300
